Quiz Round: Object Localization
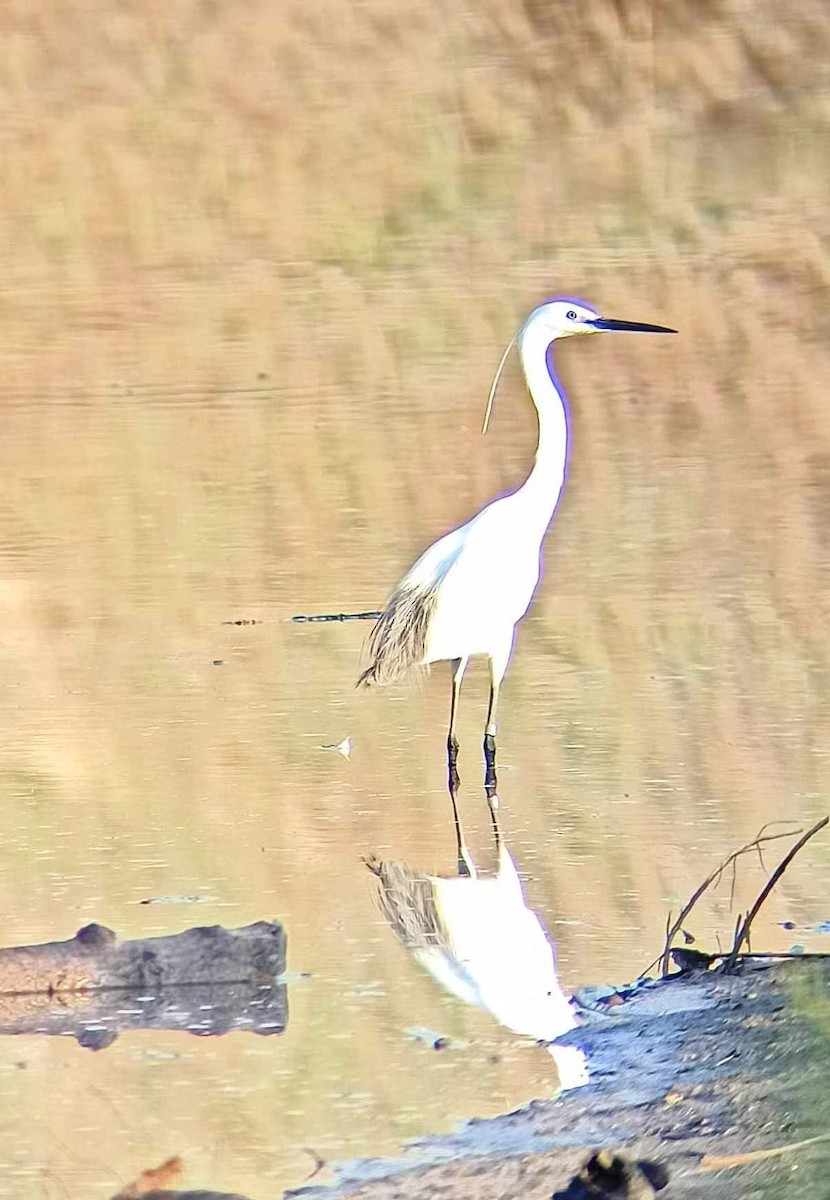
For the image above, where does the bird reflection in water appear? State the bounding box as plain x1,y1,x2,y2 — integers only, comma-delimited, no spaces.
366,805,588,1091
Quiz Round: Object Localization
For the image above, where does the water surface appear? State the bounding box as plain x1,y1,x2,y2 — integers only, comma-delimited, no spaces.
0,367,828,1198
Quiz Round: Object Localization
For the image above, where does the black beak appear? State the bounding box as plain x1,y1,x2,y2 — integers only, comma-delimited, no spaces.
590,317,676,334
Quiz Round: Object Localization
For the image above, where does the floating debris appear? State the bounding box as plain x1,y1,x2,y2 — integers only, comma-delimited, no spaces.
274,970,312,986
405,1025,457,1051
574,976,659,1012
322,737,353,759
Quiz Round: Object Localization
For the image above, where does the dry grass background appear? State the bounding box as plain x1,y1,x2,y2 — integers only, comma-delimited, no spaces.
0,0,829,1195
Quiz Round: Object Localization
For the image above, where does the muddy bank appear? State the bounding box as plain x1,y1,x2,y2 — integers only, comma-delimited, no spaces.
289,959,829,1200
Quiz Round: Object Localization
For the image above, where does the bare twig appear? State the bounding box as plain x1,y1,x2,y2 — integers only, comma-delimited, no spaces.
722,816,829,973
755,840,768,875
728,855,739,909
698,1130,830,1171
654,826,801,977
726,951,830,961
302,1148,327,1180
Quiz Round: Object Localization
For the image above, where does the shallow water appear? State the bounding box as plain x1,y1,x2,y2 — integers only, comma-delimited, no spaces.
0,361,828,1198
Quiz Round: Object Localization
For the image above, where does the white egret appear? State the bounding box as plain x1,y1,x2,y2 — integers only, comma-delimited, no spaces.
358,298,675,803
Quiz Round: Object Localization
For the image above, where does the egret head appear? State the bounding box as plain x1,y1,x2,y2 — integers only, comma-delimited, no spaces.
481,297,675,432
531,297,676,341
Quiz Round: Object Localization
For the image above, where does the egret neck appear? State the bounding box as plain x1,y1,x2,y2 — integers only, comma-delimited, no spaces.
513,310,570,539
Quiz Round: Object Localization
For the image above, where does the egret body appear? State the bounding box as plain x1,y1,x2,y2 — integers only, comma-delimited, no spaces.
358,298,674,813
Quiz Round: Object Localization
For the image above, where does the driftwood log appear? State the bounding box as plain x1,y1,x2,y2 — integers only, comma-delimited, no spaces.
0,920,286,1047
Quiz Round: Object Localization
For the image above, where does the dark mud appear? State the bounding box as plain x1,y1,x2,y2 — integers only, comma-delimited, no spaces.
290,959,830,1200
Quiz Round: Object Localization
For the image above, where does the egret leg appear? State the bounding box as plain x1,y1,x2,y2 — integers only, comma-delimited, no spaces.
487,788,502,858
447,657,471,876
482,676,496,816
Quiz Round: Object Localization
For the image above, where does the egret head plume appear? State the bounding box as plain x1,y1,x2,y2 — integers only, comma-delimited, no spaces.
481,330,518,435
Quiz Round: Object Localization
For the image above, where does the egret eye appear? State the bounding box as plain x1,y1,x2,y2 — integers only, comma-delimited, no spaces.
566,310,578,320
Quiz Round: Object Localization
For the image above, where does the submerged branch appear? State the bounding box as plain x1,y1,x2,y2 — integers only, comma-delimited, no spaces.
652,825,801,977
722,816,829,973
292,610,381,622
